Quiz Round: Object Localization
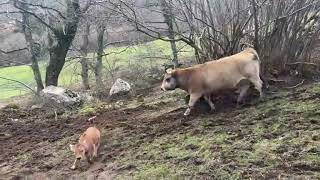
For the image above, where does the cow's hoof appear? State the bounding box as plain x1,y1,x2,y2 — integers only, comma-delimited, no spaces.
184,108,191,116
259,96,266,102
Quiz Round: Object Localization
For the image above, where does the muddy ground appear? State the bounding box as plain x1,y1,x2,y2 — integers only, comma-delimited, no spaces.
0,84,319,179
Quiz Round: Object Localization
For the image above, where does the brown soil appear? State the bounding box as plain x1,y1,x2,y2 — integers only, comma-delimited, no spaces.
0,96,191,179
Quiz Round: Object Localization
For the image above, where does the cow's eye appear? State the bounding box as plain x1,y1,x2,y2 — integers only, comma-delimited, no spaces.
165,78,170,82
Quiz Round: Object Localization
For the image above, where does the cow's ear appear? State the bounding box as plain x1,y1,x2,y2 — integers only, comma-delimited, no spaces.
166,68,173,74
70,144,75,152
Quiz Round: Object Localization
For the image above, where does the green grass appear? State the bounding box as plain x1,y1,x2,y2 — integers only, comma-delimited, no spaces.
103,84,320,179
0,40,194,101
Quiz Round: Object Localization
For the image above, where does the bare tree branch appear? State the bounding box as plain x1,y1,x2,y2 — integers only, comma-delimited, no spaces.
0,59,29,66
0,1,10,6
16,0,66,19
0,47,28,54
13,0,59,35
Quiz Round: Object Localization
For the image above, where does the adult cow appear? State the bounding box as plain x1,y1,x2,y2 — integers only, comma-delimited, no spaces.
161,48,263,116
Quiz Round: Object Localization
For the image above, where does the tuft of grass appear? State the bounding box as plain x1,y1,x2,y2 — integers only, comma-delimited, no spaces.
79,106,96,116
134,164,175,180
302,154,320,166
15,153,33,163
4,103,20,109
79,102,110,116
305,84,320,94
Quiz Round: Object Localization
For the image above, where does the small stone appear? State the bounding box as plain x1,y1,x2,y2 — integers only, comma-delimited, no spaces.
109,78,131,98
137,95,144,102
312,134,319,141
31,105,41,110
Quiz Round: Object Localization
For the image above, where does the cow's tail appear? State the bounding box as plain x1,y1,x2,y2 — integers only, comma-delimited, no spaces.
260,73,269,91
249,49,269,90
242,47,268,90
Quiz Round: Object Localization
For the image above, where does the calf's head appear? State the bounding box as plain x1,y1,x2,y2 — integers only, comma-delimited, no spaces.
70,144,87,160
161,69,178,91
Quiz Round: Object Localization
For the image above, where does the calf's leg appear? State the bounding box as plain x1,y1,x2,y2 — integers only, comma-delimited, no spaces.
86,153,93,164
96,141,100,156
93,144,97,158
71,159,78,170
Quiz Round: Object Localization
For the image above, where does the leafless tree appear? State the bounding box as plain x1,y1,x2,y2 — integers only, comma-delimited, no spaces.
13,0,91,86
160,0,179,68
95,22,105,92
79,21,90,89
113,0,320,75
0,0,44,92
19,0,44,93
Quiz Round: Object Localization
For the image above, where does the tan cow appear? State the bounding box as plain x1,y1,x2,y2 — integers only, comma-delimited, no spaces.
161,48,263,116
69,126,101,170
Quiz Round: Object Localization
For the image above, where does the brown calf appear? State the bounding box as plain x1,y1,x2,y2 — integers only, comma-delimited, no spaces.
69,126,101,170
161,48,263,116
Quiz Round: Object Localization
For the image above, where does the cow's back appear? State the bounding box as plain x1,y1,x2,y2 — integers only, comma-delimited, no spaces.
197,50,260,92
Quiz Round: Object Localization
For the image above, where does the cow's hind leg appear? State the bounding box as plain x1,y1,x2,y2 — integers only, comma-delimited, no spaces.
249,76,264,100
204,94,215,111
237,84,250,106
184,93,202,116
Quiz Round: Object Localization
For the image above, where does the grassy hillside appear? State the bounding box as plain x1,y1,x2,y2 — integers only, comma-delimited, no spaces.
1,83,319,179
0,40,193,100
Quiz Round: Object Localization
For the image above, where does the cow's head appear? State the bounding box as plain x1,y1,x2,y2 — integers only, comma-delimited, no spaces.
161,68,178,91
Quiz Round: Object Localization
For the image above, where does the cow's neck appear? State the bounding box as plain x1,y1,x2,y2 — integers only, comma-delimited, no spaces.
175,69,192,92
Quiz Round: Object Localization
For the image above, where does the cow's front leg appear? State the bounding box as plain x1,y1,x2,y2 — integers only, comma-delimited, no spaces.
184,93,202,116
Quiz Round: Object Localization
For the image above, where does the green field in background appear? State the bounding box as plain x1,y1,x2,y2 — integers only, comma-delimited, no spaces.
0,40,193,101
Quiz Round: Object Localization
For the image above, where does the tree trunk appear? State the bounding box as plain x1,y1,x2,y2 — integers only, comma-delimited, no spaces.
250,0,260,52
161,0,179,68
21,1,44,93
169,34,178,68
80,23,90,89
45,0,80,86
45,41,70,86
95,25,105,92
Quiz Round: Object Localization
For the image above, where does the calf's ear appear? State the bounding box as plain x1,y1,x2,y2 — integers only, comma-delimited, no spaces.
166,68,173,74
69,144,75,152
